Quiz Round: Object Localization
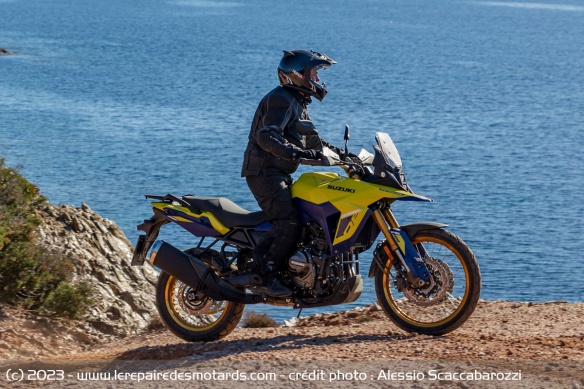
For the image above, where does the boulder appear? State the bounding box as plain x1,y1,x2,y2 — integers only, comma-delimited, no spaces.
35,202,159,341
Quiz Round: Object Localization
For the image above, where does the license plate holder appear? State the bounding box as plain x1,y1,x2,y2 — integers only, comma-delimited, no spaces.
131,235,149,265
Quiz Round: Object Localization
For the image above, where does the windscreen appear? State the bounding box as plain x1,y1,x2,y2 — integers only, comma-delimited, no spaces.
375,132,402,169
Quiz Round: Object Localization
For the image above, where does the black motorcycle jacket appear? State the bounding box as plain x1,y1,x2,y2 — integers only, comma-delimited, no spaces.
241,86,326,177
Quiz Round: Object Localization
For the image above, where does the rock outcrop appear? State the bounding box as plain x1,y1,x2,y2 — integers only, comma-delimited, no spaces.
0,203,160,359
35,203,159,340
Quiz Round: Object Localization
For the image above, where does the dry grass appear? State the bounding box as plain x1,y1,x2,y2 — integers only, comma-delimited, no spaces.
241,311,279,328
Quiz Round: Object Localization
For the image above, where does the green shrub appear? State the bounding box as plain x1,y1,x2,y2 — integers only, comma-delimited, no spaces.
42,281,91,319
0,158,91,318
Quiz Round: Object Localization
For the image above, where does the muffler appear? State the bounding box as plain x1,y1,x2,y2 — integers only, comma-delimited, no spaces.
149,241,261,304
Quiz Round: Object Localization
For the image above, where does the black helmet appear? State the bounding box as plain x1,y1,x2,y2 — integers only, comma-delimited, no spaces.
278,49,336,101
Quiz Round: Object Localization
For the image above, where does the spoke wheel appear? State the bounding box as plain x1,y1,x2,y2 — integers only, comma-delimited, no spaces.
156,272,244,342
375,229,481,335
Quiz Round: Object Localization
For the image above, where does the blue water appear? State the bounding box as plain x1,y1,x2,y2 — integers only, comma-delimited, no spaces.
1,0,583,322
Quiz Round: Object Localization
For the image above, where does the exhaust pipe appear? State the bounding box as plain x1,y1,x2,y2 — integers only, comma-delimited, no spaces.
149,241,261,304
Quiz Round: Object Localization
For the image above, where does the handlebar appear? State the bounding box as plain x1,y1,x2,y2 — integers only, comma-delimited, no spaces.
300,152,365,173
299,157,330,166
298,145,372,181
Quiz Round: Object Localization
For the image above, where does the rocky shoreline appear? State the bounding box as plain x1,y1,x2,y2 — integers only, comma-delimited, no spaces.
0,202,583,387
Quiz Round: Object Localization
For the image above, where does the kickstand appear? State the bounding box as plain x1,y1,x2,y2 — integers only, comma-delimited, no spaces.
297,308,303,319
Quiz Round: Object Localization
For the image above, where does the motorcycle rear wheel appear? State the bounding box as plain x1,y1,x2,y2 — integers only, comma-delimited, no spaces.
375,229,481,335
155,271,245,342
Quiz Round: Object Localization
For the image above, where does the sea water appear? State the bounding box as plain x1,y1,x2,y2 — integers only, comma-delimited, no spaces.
1,0,583,322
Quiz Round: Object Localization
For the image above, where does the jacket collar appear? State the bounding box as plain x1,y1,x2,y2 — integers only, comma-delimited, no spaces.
281,85,312,105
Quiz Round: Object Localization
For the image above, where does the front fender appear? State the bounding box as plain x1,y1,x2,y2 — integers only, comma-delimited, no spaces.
367,222,448,278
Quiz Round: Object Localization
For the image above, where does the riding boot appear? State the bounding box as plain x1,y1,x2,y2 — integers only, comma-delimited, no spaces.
263,276,292,297
257,260,292,297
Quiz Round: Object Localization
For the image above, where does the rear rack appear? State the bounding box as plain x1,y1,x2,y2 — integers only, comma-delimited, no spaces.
145,194,192,209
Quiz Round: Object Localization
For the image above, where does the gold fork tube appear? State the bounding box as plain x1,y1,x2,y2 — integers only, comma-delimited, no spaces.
382,208,400,229
372,208,414,274
371,210,400,254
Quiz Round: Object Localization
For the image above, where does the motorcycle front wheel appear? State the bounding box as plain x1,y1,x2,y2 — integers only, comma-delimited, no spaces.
375,229,481,335
155,271,245,342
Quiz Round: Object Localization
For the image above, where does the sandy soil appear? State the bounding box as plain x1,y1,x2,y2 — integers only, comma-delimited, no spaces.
1,300,583,388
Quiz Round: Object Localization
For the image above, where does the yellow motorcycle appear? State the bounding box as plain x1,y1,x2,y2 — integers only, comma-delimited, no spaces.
132,128,481,341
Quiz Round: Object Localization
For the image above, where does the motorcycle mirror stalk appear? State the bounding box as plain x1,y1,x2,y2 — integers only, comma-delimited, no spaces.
344,124,350,156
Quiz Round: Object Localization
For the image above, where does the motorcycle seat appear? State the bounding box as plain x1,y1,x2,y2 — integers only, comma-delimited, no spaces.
182,196,267,228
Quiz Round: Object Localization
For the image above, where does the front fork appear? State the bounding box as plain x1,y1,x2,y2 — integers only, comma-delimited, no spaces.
371,207,431,287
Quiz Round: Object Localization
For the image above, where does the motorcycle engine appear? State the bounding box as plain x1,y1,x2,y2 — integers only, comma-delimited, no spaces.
288,250,316,290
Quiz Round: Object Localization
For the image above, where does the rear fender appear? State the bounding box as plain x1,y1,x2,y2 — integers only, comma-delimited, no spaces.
131,208,169,265
367,222,448,277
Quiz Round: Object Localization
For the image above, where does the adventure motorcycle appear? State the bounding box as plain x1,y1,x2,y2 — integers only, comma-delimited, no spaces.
131,128,481,342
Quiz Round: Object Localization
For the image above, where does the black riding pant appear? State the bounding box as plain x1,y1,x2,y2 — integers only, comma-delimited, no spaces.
245,174,300,273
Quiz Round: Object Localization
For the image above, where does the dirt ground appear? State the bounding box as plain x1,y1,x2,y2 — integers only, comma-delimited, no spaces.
1,300,583,388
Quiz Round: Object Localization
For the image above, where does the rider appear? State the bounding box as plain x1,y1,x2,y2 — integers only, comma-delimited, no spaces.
241,49,341,297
